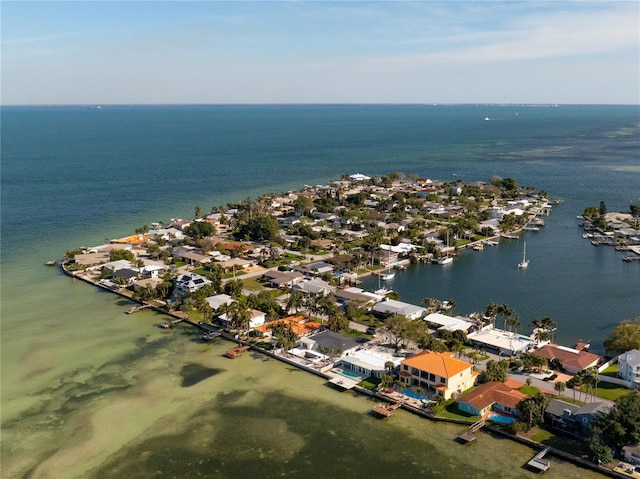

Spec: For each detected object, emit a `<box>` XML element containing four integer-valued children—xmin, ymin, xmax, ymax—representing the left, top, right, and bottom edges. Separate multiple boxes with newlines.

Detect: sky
<box><xmin>1</xmin><ymin>1</ymin><xmax>639</xmax><ymax>105</ymax></box>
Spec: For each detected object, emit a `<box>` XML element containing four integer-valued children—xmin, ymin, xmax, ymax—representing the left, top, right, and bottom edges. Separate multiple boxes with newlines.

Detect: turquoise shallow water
<box><xmin>1</xmin><ymin>104</ymin><xmax>638</xmax><ymax>477</ymax></box>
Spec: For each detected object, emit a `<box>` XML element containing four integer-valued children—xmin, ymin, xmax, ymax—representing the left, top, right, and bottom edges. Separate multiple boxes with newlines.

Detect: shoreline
<box><xmin>59</xmin><ymin>261</ymin><xmax>620</xmax><ymax>478</ymax></box>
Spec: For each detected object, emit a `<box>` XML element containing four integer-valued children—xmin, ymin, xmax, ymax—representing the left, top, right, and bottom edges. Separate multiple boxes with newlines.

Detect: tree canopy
<box><xmin>185</xmin><ymin>221</ymin><xmax>216</xmax><ymax>240</ymax></box>
<box><xmin>588</xmin><ymin>391</ymin><xmax>640</xmax><ymax>462</ymax></box>
<box><xmin>478</xmin><ymin>359</ymin><xmax>508</xmax><ymax>384</ymax></box>
<box><xmin>517</xmin><ymin>393</ymin><xmax>550</xmax><ymax>430</ymax></box>
<box><xmin>603</xmin><ymin>318</ymin><xmax>640</xmax><ymax>356</ymax></box>
<box><xmin>235</xmin><ymin>215</ymin><xmax>280</xmax><ymax>242</ymax></box>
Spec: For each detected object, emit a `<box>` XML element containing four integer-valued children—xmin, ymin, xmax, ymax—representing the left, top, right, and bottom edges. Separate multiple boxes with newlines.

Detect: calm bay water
<box><xmin>1</xmin><ymin>104</ymin><xmax>639</xmax><ymax>478</ymax></box>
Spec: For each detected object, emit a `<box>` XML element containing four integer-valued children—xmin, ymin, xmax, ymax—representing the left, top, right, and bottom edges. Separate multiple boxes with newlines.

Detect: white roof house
<box><xmin>618</xmin><ymin>349</ymin><xmax>640</xmax><ymax>388</ymax></box>
<box><xmin>205</xmin><ymin>293</ymin><xmax>236</xmax><ymax>312</ymax></box>
<box><xmin>372</xmin><ymin>299</ymin><xmax>426</xmax><ymax>320</ymax></box>
<box><xmin>423</xmin><ymin>313</ymin><xmax>475</xmax><ymax>333</ymax></box>
<box><xmin>467</xmin><ymin>325</ymin><xmax>533</xmax><ymax>356</ymax></box>
<box><xmin>219</xmin><ymin>308</ymin><xmax>266</xmax><ymax>329</ymax></box>
<box><xmin>339</xmin><ymin>346</ymin><xmax>405</xmax><ymax>379</ymax></box>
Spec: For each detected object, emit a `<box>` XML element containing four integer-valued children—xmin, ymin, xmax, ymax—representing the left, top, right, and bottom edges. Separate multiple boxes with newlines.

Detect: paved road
<box><xmin>473</xmin><ymin>351</ymin><xmax>614</xmax><ymax>407</ymax></box>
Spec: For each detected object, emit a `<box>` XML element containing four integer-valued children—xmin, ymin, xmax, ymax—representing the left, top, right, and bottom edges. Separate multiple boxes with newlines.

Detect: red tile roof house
<box><xmin>531</xmin><ymin>344</ymin><xmax>601</xmax><ymax>374</ymax></box>
<box><xmin>456</xmin><ymin>380</ymin><xmax>527</xmax><ymax>417</ymax></box>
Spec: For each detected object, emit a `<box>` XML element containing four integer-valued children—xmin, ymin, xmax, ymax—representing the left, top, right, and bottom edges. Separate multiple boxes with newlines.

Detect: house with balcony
<box><xmin>399</xmin><ymin>350</ymin><xmax>476</xmax><ymax>400</ymax></box>
<box><xmin>174</xmin><ymin>273</ymin><xmax>212</xmax><ymax>296</ymax></box>
<box><xmin>618</xmin><ymin>349</ymin><xmax>640</xmax><ymax>389</ymax></box>
<box><xmin>544</xmin><ymin>399</ymin><xmax>610</xmax><ymax>438</ymax></box>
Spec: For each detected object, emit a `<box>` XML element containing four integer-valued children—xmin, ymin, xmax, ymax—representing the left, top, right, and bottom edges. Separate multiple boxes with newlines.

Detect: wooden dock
<box><xmin>372</xmin><ymin>402</ymin><xmax>401</xmax><ymax>417</ymax></box>
<box><xmin>127</xmin><ymin>304</ymin><xmax>152</xmax><ymax>314</ymax></box>
<box><xmin>225</xmin><ymin>345</ymin><xmax>250</xmax><ymax>358</ymax></box>
<box><xmin>160</xmin><ymin>319</ymin><xmax>184</xmax><ymax>329</ymax></box>
<box><xmin>527</xmin><ymin>447</ymin><xmax>551</xmax><ymax>472</ymax></box>
<box><xmin>457</xmin><ymin>419</ymin><xmax>485</xmax><ymax>443</ymax></box>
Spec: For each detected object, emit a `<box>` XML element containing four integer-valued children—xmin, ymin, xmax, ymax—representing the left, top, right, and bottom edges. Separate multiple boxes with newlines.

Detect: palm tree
<box><xmin>497</xmin><ymin>303</ymin><xmax>515</xmax><ymax>331</ymax></box>
<box><xmin>554</xmin><ymin>381</ymin><xmax>566</xmax><ymax>397</ymax></box>
<box><xmin>422</xmin><ymin>297</ymin><xmax>441</xmax><ymax>314</ymax></box>
<box><xmin>530</xmin><ymin>316</ymin><xmax>556</xmax><ymax>345</ymax></box>
<box><xmin>286</xmin><ymin>290</ymin><xmax>305</xmax><ymax>314</ymax></box>
<box><xmin>326</xmin><ymin>312</ymin><xmax>348</xmax><ymax>332</ymax></box>
<box><xmin>507</xmin><ymin>316</ymin><xmax>521</xmax><ymax>334</ymax></box>
<box><xmin>445</xmin><ymin>299</ymin><xmax>456</xmax><ymax>316</ymax></box>
<box><xmin>384</xmin><ymin>361</ymin><xmax>396</xmax><ymax>373</ymax></box>
<box><xmin>229</xmin><ymin>302</ymin><xmax>252</xmax><ymax>337</ymax></box>
<box><xmin>485</xmin><ymin>302</ymin><xmax>499</xmax><ymax>328</ymax></box>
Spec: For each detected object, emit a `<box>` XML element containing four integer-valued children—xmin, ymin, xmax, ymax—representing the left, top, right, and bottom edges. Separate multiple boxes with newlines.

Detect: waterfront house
<box><xmin>219</xmin><ymin>308</ymin><xmax>266</xmax><ymax>330</ymax></box>
<box><xmin>544</xmin><ymin>399</ymin><xmax>610</xmax><ymax>437</ymax></box>
<box><xmin>338</xmin><ymin>346</ymin><xmax>404</xmax><ymax>379</ymax></box>
<box><xmin>296</xmin><ymin>261</ymin><xmax>334</xmax><ymax>276</ymax></box>
<box><xmin>140</xmin><ymin>263</ymin><xmax>166</xmax><ymax>278</ymax></box>
<box><xmin>531</xmin><ymin>344</ymin><xmax>600</xmax><ymax>374</ymax></box>
<box><xmin>297</xmin><ymin>330</ymin><xmax>361</xmax><ymax>357</ymax></box>
<box><xmin>618</xmin><ymin>349</ymin><xmax>640</xmax><ymax>389</ymax></box>
<box><xmin>467</xmin><ymin>325</ymin><xmax>533</xmax><ymax>357</ymax></box>
<box><xmin>253</xmin><ymin>315</ymin><xmax>323</xmax><ymax>339</ymax></box>
<box><xmin>334</xmin><ymin>287</ymin><xmax>381</xmax><ymax>307</ymax></box>
<box><xmin>399</xmin><ymin>350</ymin><xmax>476</xmax><ymax>400</ymax></box>
<box><xmin>372</xmin><ymin>299</ymin><xmax>426</xmax><ymax>320</ymax></box>
<box><xmin>173</xmin><ymin>273</ymin><xmax>212</xmax><ymax>296</ymax></box>
<box><xmin>292</xmin><ymin>278</ymin><xmax>335</xmax><ymax>296</ymax></box>
<box><xmin>204</xmin><ymin>294</ymin><xmax>235</xmax><ymax>313</ymax></box>
<box><xmin>423</xmin><ymin>312</ymin><xmax>475</xmax><ymax>334</ymax></box>
<box><xmin>112</xmin><ymin>268</ymin><xmax>139</xmax><ymax>286</ymax></box>
<box><xmin>456</xmin><ymin>379</ymin><xmax>527</xmax><ymax>416</ymax></box>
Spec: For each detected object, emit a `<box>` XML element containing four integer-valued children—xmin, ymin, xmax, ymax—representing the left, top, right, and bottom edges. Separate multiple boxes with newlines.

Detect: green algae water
<box><xmin>1</xmin><ymin>307</ymin><xmax>606</xmax><ymax>479</ymax></box>
<box><xmin>2</xmin><ymin>104</ymin><xmax>638</xmax><ymax>477</ymax></box>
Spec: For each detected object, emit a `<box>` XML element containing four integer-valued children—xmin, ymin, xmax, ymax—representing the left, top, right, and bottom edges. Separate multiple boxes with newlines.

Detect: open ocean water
<box><xmin>1</xmin><ymin>104</ymin><xmax>639</xmax><ymax>478</ymax></box>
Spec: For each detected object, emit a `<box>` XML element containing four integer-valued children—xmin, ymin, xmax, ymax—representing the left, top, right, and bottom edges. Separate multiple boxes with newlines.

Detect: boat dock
<box><xmin>372</xmin><ymin>402</ymin><xmax>401</xmax><ymax>417</ymax></box>
<box><xmin>527</xmin><ymin>447</ymin><xmax>551</xmax><ymax>472</ymax></box>
<box><xmin>160</xmin><ymin>318</ymin><xmax>185</xmax><ymax>329</ymax></box>
<box><xmin>457</xmin><ymin>419</ymin><xmax>485</xmax><ymax>443</ymax></box>
<box><xmin>126</xmin><ymin>304</ymin><xmax>152</xmax><ymax>314</ymax></box>
<box><xmin>202</xmin><ymin>331</ymin><xmax>222</xmax><ymax>341</ymax></box>
<box><xmin>225</xmin><ymin>345</ymin><xmax>250</xmax><ymax>358</ymax></box>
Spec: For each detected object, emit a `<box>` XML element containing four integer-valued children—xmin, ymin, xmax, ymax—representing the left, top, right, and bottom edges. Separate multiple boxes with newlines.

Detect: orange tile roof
<box><xmin>111</xmin><ymin>234</ymin><xmax>151</xmax><ymax>245</ymax></box>
<box><xmin>532</xmin><ymin>345</ymin><xmax>600</xmax><ymax>371</ymax></box>
<box><xmin>401</xmin><ymin>350</ymin><xmax>473</xmax><ymax>379</ymax></box>
<box><xmin>457</xmin><ymin>381</ymin><xmax>527</xmax><ymax>411</ymax></box>
<box><xmin>254</xmin><ymin>316</ymin><xmax>323</xmax><ymax>337</ymax></box>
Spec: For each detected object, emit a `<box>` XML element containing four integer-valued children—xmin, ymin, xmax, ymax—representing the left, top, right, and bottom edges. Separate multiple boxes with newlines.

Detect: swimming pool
<box><xmin>400</xmin><ymin>388</ymin><xmax>429</xmax><ymax>401</ymax></box>
<box><xmin>488</xmin><ymin>413</ymin><xmax>516</xmax><ymax>424</ymax></box>
<box><xmin>335</xmin><ymin>368</ymin><xmax>366</xmax><ymax>381</ymax></box>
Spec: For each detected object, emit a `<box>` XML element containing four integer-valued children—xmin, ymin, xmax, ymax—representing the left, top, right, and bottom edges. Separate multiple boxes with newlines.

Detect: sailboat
<box><xmin>518</xmin><ymin>242</ymin><xmax>529</xmax><ymax>268</ymax></box>
<box><xmin>382</xmin><ymin>248</ymin><xmax>395</xmax><ymax>280</ymax></box>
<box><xmin>438</xmin><ymin>232</ymin><xmax>454</xmax><ymax>265</ymax></box>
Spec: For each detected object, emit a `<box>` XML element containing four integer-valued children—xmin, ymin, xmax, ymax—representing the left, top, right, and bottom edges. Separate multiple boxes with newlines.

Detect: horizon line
<box><xmin>2</xmin><ymin>102</ymin><xmax>639</xmax><ymax>108</ymax></box>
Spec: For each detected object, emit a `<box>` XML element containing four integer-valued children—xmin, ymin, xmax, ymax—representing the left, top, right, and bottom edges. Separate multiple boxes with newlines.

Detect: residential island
<box><xmin>60</xmin><ymin>172</ymin><xmax>640</xmax><ymax>477</ymax></box>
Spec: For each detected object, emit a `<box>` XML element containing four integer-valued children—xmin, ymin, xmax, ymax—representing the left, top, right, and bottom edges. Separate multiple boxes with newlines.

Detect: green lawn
<box><xmin>600</xmin><ymin>363</ymin><xmax>619</xmax><ymax>378</ymax></box>
<box><xmin>241</xmin><ymin>277</ymin><xmax>266</xmax><ymax>291</ymax></box>
<box><xmin>528</xmin><ymin>428</ymin><xmax>591</xmax><ymax>458</ymax></box>
<box><xmin>436</xmin><ymin>402</ymin><xmax>479</xmax><ymax>421</ymax></box>
<box><xmin>519</xmin><ymin>385</ymin><xmax>541</xmax><ymax>395</ymax></box>
<box><xmin>590</xmin><ymin>381</ymin><xmax>633</xmax><ymax>401</ymax></box>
